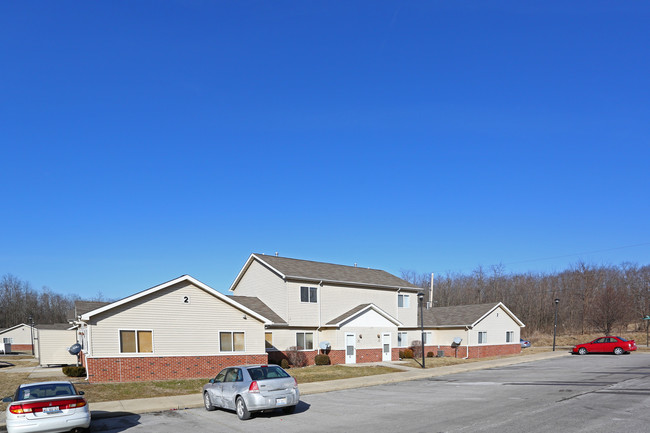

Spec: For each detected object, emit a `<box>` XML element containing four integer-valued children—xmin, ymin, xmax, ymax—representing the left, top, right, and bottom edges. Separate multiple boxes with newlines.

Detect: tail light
<box><xmin>248</xmin><ymin>381</ymin><xmax>259</xmax><ymax>393</ymax></box>
<box><xmin>9</xmin><ymin>398</ymin><xmax>87</xmax><ymax>414</ymax></box>
<box><xmin>292</xmin><ymin>377</ymin><xmax>298</xmax><ymax>388</ymax></box>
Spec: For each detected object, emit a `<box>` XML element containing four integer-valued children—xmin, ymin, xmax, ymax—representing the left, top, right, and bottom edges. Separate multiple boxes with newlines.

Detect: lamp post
<box><xmin>643</xmin><ymin>315</ymin><xmax>650</xmax><ymax>348</ymax></box>
<box><xmin>28</xmin><ymin>316</ymin><xmax>35</xmax><ymax>356</ymax></box>
<box><xmin>552</xmin><ymin>299</ymin><xmax>559</xmax><ymax>352</ymax></box>
<box><xmin>418</xmin><ymin>292</ymin><xmax>425</xmax><ymax>369</ymax></box>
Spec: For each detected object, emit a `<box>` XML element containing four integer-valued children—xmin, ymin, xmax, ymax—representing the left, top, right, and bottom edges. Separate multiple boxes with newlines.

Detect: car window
<box><xmin>593</xmin><ymin>338</ymin><xmax>605</xmax><ymax>344</ymax></box>
<box><xmin>246</xmin><ymin>366</ymin><xmax>290</xmax><ymax>380</ymax></box>
<box><xmin>214</xmin><ymin>370</ymin><xmax>227</xmax><ymax>383</ymax></box>
<box><xmin>18</xmin><ymin>383</ymin><xmax>75</xmax><ymax>401</ymax></box>
<box><xmin>225</xmin><ymin>369</ymin><xmax>240</xmax><ymax>383</ymax></box>
<box><xmin>616</xmin><ymin>336</ymin><xmax>627</xmax><ymax>342</ymax></box>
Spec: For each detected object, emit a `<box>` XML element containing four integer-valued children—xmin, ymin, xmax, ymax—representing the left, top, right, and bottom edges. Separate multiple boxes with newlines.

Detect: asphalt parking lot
<box><xmin>86</xmin><ymin>353</ymin><xmax>650</xmax><ymax>433</ymax></box>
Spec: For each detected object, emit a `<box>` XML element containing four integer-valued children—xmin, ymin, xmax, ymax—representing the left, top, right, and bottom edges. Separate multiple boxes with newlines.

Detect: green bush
<box><xmin>427</xmin><ymin>351</ymin><xmax>434</xmax><ymax>358</ymax></box>
<box><xmin>401</xmin><ymin>349</ymin><xmax>414</xmax><ymax>359</ymax></box>
<box><xmin>314</xmin><ymin>354</ymin><xmax>330</xmax><ymax>365</ymax></box>
<box><xmin>280</xmin><ymin>359</ymin><xmax>290</xmax><ymax>369</ymax></box>
<box><xmin>62</xmin><ymin>366</ymin><xmax>86</xmax><ymax>377</ymax></box>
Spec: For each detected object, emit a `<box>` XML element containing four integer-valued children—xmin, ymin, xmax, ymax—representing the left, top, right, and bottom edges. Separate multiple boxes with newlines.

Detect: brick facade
<box><xmin>416</xmin><ymin>344</ymin><xmax>521</xmax><ymax>359</ymax></box>
<box><xmin>86</xmin><ymin>354</ymin><xmax>268</xmax><ymax>383</ymax></box>
<box><xmin>269</xmin><ymin>348</ymin><xmax>389</xmax><ymax>366</ymax></box>
<box><xmin>9</xmin><ymin>344</ymin><xmax>33</xmax><ymax>352</ymax></box>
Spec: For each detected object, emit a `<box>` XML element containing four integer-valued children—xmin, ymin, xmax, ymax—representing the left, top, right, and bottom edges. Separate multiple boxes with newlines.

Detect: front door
<box><xmin>382</xmin><ymin>333</ymin><xmax>391</xmax><ymax>361</ymax></box>
<box><xmin>345</xmin><ymin>333</ymin><xmax>356</xmax><ymax>364</ymax></box>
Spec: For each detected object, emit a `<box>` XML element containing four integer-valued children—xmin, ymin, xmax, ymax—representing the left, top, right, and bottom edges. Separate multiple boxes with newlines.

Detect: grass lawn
<box><xmin>1</xmin><ymin>359</ymin><xmax>401</xmax><ymax>406</ymax></box>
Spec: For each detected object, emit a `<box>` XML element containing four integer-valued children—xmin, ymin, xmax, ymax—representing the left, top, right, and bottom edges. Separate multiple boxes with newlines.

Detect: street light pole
<box><xmin>553</xmin><ymin>298</ymin><xmax>559</xmax><ymax>352</ymax></box>
<box><xmin>418</xmin><ymin>292</ymin><xmax>425</xmax><ymax>369</ymax></box>
<box><xmin>643</xmin><ymin>315</ymin><xmax>650</xmax><ymax>348</ymax></box>
<box><xmin>29</xmin><ymin>316</ymin><xmax>35</xmax><ymax>356</ymax></box>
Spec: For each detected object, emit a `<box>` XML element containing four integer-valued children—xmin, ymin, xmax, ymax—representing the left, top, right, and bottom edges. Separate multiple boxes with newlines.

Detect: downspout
<box><xmin>463</xmin><ymin>326</ymin><xmax>471</xmax><ymax>359</ymax></box>
<box><xmin>316</xmin><ymin>281</ymin><xmax>323</xmax><ymax>352</ymax></box>
<box><xmin>84</xmin><ymin>322</ymin><xmax>91</xmax><ymax>381</ymax></box>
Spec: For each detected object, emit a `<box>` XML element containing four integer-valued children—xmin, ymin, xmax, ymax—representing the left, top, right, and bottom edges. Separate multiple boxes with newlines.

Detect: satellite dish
<box><xmin>68</xmin><ymin>343</ymin><xmax>82</xmax><ymax>355</ymax></box>
<box><xmin>451</xmin><ymin>337</ymin><xmax>462</xmax><ymax>347</ymax></box>
<box><xmin>319</xmin><ymin>341</ymin><xmax>331</xmax><ymax>350</ymax></box>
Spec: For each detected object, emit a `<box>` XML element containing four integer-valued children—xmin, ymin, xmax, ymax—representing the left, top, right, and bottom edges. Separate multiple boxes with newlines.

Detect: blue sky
<box><xmin>2</xmin><ymin>1</ymin><xmax>649</xmax><ymax>300</ymax></box>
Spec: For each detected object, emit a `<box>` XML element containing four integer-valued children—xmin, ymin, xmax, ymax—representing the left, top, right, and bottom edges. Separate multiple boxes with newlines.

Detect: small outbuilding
<box><xmin>0</xmin><ymin>323</ymin><xmax>36</xmax><ymax>353</ymax></box>
<box><xmin>35</xmin><ymin>324</ymin><xmax>78</xmax><ymax>367</ymax></box>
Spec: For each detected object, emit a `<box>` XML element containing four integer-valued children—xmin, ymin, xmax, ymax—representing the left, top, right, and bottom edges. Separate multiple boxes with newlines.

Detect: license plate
<box><xmin>276</xmin><ymin>397</ymin><xmax>287</xmax><ymax>405</ymax></box>
<box><xmin>43</xmin><ymin>406</ymin><xmax>60</xmax><ymax>413</ymax></box>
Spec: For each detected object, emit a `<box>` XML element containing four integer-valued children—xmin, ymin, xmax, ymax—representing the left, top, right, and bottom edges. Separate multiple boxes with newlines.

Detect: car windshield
<box><xmin>246</xmin><ymin>366</ymin><xmax>290</xmax><ymax>380</ymax></box>
<box><xmin>17</xmin><ymin>383</ymin><xmax>76</xmax><ymax>401</ymax></box>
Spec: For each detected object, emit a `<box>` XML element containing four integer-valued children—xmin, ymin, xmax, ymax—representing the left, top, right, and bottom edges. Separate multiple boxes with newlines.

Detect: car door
<box><xmin>590</xmin><ymin>338</ymin><xmax>606</xmax><ymax>353</ymax></box>
<box><xmin>604</xmin><ymin>337</ymin><xmax>617</xmax><ymax>352</ymax></box>
<box><xmin>207</xmin><ymin>369</ymin><xmax>227</xmax><ymax>407</ymax></box>
<box><xmin>221</xmin><ymin>368</ymin><xmax>241</xmax><ymax>409</ymax></box>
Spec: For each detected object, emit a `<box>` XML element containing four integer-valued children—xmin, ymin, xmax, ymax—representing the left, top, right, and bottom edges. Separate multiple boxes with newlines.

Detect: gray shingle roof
<box><xmin>325</xmin><ymin>304</ymin><xmax>372</xmax><ymax>325</ymax></box>
<box><xmin>36</xmin><ymin>323</ymin><xmax>74</xmax><ymax>330</ymax></box>
<box><xmin>419</xmin><ymin>302</ymin><xmax>501</xmax><ymax>327</ymax></box>
<box><xmin>253</xmin><ymin>254</ymin><xmax>419</xmax><ymax>290</ymax></box>
<box><xmin>74</xmin><ymin>301</ymin><xmax>111</xmax><ymax>317</ymax></box>
<box><xmin>230</xmin><ymin>296</ymin><xmax>288</xmax><ymax>325</ymax></box>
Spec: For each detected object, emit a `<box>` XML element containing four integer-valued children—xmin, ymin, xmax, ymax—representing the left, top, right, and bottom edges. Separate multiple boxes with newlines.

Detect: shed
<box><xmin>35</xmin><ymin>324</ymin><xmax>78</xmax><ymax>366</ymax></box>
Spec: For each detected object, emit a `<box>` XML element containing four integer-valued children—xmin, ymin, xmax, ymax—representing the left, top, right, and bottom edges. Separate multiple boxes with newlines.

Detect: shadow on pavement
<box><xmin>90</xmin><ymin>412</ymin><xmax>141</xmax><ymax>432</ymax></box>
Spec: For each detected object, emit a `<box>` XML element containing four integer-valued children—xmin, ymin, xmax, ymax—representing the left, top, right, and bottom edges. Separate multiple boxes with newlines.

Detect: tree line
<box><xmin>0</xmin><ymin>274</ymin><xmax>81</xmax><ymax>329</ymax></box>
<box><xmin>3</xmin><ymin>261</ymin><xmax>649</xmax><ymax>336</ymax></box>
<box><xmin>402</xmin><ymin>261</ymin><xmax>650</xmax><ymax>336</ymax></box>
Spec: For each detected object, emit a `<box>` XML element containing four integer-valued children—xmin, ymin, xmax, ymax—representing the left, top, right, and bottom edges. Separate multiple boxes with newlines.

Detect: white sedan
<box><xmin>2</xmin><ymin>381</ymin><xmax>90</xmax><ymax>433</ymax></box>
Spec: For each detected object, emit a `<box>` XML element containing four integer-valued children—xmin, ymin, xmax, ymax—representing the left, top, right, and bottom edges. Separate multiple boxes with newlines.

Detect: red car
<box><xmin>572</xmin><ymin>336</ymin><xmax>637</xmax><ymax>355</ymax></box>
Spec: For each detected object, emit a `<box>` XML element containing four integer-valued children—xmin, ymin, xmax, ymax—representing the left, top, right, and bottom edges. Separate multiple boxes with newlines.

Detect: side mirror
<box><xmin>78</xmin><ymin>391</ymin><xmax>85</xmax><ymax>395</ymax></box>
<box><xmin>209</xmin><ymin>379</ymin><xmax>215</xmax><ymax>384</ymax></box>
<box><xmin>2</xmin><ymin>397</ymin><xmax>13</xmax><ymax>403</ymax></box>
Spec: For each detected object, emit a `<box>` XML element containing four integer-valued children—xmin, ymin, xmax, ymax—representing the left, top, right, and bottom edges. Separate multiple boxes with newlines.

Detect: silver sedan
<box><xmin>202</xmin><ymin>364</ymin><xmax>300</xmax><ymax>420</ymax></box>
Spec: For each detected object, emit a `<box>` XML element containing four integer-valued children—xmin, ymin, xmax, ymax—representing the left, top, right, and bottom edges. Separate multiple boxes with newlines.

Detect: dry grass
<box><xmin>525</xmin><ymin>330</ymin><xmax>650</xmax><ymax>349</ymax></box>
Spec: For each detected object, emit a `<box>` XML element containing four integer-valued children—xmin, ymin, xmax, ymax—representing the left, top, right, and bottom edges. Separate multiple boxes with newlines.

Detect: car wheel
<box><xmin>578</xmin><ymin>347</ymin><xmax>587</xmax><ymax>355</ymax></box>
<box><xmin>614</xmin><ymin>347</ymin><xmax>624</xmax><ymax>355</ymax></box>
<box><xmin>203</xmin><ymin>392</ymin><xmax>216</xmax><ymax>411</ymax></box>
<box><xmin>236</xmin><ymin>396</ymin><xmax>251</xmax><ymax>420</ymax></box>
<box><xmin>282</xmin><ymin>405</ymin><xmax>296</xmax><ymax>414</ymax></box>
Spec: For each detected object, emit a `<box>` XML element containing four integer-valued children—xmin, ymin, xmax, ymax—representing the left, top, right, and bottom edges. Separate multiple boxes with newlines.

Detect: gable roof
<box><xmin>419</xmin><ymin>302</ymin><xmax>525</xmax><ymax>328</ymax></box>
<box><xmin>79</xmin><ymin>275</ymin><xmax>272</xmax><ymax>325</ymax></box>
<box><xmin>325</xmin><ymin>303</ymin><xmax>403</xmax><ymax>327</ymax></box>
<box><xmin>230</xmin><ymin>254</ymin><xmax>420</xmax><ymax>292</ymax></box>
<box><xmin>74</xmin><ymin>301</ymin><xmax>111</xmax><ymax>318</ymax></box>
<box><xmin>230</xmin><ymin>296</ymin><xmax>287</xmax><ymax>325</ymax></box>
<box><xmin>0</xmin><ymin>323</ymin><xmax>34</xmax><ymax>334</ymax></box>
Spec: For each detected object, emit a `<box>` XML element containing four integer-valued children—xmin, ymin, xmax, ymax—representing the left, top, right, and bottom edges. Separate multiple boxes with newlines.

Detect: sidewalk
<box><xmin>0</xmin><ymin>351</ymin><xmax>569</xmax><ymax>428</ymax></box>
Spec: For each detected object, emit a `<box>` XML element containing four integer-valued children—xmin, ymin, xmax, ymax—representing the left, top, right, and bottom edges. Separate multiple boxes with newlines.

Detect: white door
<box><xmin>345</xmin><ymin>333</ymin><xmax>356</xmax><ymax>364</ymax></box>
<box><xmin>382</xmin><ymin>333</ymin><xmax>391</xmax><ymax>361</ymax></box>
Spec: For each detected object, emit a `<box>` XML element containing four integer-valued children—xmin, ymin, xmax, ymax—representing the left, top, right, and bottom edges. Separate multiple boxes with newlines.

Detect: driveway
<box><xmin>86</xmin><ymin>353</ymin><xmax>650</xmax><ymax>432</ymax></box>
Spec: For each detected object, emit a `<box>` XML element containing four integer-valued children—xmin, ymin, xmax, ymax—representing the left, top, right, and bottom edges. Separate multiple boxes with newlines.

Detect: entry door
<box><xmin>382</xmin><ymin>333</ymin><xmax>391</xmax><ymax>361</ymax></box>
<box><xmin>345</xmin><ymin>333</ymin><xmax>356</xmax><ymax>364</ymax></box>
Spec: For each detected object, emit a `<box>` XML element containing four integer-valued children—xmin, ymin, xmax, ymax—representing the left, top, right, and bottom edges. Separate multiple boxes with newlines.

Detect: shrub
<box><xmin>280</xmin><ymin>359</ymin><xmax>290</xmax><ymax>369</ymax></box>
<box><xmin>286</xmin><ymin>346</ymin><xmax>308</xmax><ymax>367</ymax></box>
<box><xmin>62</xmin><ymin>366</ymin><xmax>86</xmax><ymax>377</ymax></box>
<box><xmin>398</xmin><ymin>350</ymin><xmax>404</xmax><ymax>358</ymax></box>
<box><xmin>314</xmin><ymin>354</ymin><xmax>330</xmax><ymax>365</ymax></box>
<box><xmin>401</xmin><ymin>348</ymin><xmax>414</xmax><ymax>359</ymax></box>
<box><xmin>427</xmin><ymin>351</ymin><xmax>434</xmax><ymax>358</ymax></box>
<box><xmin>410</xmin><ymin>340</ymin><xmax>422</xmax><ymax>359</ymax></box>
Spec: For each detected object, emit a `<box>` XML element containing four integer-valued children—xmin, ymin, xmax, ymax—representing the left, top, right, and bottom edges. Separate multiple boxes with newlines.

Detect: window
<box><xmin>506</xmin><ymin>331</ymin><xmax>514</xmax><ymax>343</ymax></box>
<box><xmin>478</xmin><ymin>331</ymin><xmax>487</xmax><ymax>344</ymax></box>
<box><xmin>398</xmin><ymin>294</ymin><xmax>410</xmax><ymax>308</ymax></box>
<box><xmin>265</xmin><ymin>332</ymin><xmax>275</xmax><ymax>350</ymax></box>
<box><xmin>423</xmin><ymin>332</ymin><xmax>432</xmax><ymax>345</ymax></box>
<box><xmin>398</xmin><ymin>332</ymin><xmax>408</xmax><ymax>347</ymax></box>
<box><xmin>3</xmin><ymin>337</ymin><xmax>13</xmax><ymax>344</ymax></box>
<box><xmin>300</xmin><ymin>286</ymin><xmax>317</xmax><ymax>303</ymax></box>
<box><xmin>119</xmin><ymin>330</ymin><xmax>153</xmax><ymax>353</ymax></box>
<box><xmin>220</xmin><ymin>331</ymin><xmax>245</xmax><ymax>352</ymax></box>
<box><xmin>296</xmin><ymin>332</ymin><xmax>314</xmax><ymax>350</ymax></box>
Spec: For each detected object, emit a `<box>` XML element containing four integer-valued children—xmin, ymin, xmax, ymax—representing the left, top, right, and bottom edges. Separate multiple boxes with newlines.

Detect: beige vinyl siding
<box><xmin>267</xmin><ymin>329</ymin><xmax>319</xmax><ymax>352</ymax></box>
<box><xmin>471</xmin><ymin>307</ymin><xmax>521</xmax><ymax>344</ymax></box>
<box><xmin>337</xmin><ymin>326</ymin><xmax>397</xmax><ymax>350</ymax></box>
<box><xmin>434</xmin><ymin>328</ymin><xmax>469</xmax><ymax>346</ymax></box>
<box><xmin>232</xmin><ymin>260</ymin><xmax>287</xmax><ymax>322</ymax></box>
<box><xmin>89</xmin><ymin>282</ymin><xmax>265</xmax><ymax>357</ymax></box>
<box><xmin>286</xmin><ymin>282</ymin><xmax>320</xmax><ymax>326</ymax></box>
<box><xmin>0</xmin><ymin>325</ymin><xmax>34</xmax><ymax>345</ymax></box>
<box><xmin>37</xmin><ymin>329</ymin><xmax>77</xmax><ymax>366</ymax></box>
<box><xmin>318</xmin><ymin>283</ymin><xmax>418</xmax><ymax>327</ymax></box>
